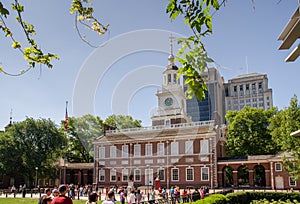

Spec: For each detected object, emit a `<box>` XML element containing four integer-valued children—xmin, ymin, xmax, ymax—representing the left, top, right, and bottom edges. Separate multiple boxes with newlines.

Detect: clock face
<box><xmin>164</xmin><ymin>97</ymin><xmax>173</xmax><ymax>106</ymax></box>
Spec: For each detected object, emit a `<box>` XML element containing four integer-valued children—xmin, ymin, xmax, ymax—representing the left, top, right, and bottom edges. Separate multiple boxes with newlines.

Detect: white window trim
<box><xmin>289</xmin><ymin>177</ymin><xmax>296</xmax><ymax>186</ymax></box>
<box><xmin>185</xmin><ymin>141</ymin><xmax>193</xmax><ymax>154</ymax></box>
<box><xmin>157</xmin><ymin>143</ymin><xmax>164</xmax><ymax>156</ymax></box>
<box><xmin>122</xmin><ymin>145</ymin><xmax>128</xmax><ymax>158</ymax></box>
<box><xmin>134</xmin><ymin>144</ymin><xmax>141</xmax><ymax>157</ymax></box>
<box><xmin>171</xmin><ymin>141</ymin><xmax>179</xmax><ymax>155</ymax></box>
<box><xmin>171</xmin><ymin>168</ymin><xmax>179</xmax><ymax>181</ymax></box>
<box><xmin>99</xmin><ymin>146</ymin><xmax>105</xmax><ymax>159</ymax></box>
<box><xmin>145</xmin><ymin>144</ymin><xmax>153</xmax><ymax>156</ymax></box>
<box><xmin>158</xmin><ymin>168</ymin><xmax>165</xmax><ymax>181</ymax></box>
<box><xmin>186</xmin><ymin>167</ymin><xmax>194</xmax><ymax>181</ymax></box>
<box><xmin>275</xmin><ymin>163</ymin><xmax>282</xmax><ymax>171</ymax></box>
<box><xmin>134</xmin><ymin>169</ymin><xmax>141</xmax><ymax>182</ymax></box>
<box><xmin>200</xmin><ymin>140</ymin><xmax>209</xmax><ymax>154</ymax></box>
<box><xmin>110</xmin><ymin>146</ymin><xmax>116</xmax><ymax>158</ymax></box>
<box><xmin>122</xmin><ymin>169</ymin><xmax>129</xmax><ymax>182</ymax></box>
<box><xmin>201</xmin><ymin>167</ymin><xmax>209</xmax><ymax>181</ymax></box>
<box><xmin>99</xmin><ymin>169</ymin><xmax>105</xmax><ymax>181</ymax></box>
<box><xmin>110</xmin><ymin>169</ymin><xmax>116</xmax><ymax>182</ymax></box>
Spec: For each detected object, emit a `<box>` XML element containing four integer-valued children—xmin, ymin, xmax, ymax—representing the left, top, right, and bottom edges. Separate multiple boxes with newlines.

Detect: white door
<box><xmin>275</xmin><ymin>176</ymin><xmax>284</xmax><ymax>189</ymax></box>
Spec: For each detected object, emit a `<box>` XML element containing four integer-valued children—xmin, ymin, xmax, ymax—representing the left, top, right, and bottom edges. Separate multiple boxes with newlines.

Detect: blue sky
<box><xmin>0</xmin><ymin>0</ymin><xmax>299</xmax><ymax>129</ymax></box>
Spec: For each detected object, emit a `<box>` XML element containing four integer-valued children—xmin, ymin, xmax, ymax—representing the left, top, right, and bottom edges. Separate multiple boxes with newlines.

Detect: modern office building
<box><xmin>224</xmin><ymin>73</ymin><xmax>273</xmax><ymax>112</ymax></box>
<box><xmin>184</xmin><ymin>68</ymin><xmax>226</xmax><ymax>124</ymax></box>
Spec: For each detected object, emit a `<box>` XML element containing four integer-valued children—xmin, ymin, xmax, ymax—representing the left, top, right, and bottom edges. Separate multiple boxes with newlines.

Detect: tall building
<box><xmin>185</xmin><ymin>68</ymin><xmax>225</xmax><ymax>124</ymax></box>
<box><xmin>224</xmin><ymin>73</ymin><xmax>273</xmax><ymax>112</ymax></box>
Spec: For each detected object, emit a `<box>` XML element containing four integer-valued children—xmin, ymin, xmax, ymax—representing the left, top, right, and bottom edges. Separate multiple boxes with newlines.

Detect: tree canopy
<box><xmin>225</xmin><ymin>106</ymin><xmax>279</xmax><ymax>156</ymax></box>
<box><xmin>63</xmin><ymin>114</ymin><xmax>103</xmax><ymax>163</ymax></box>
<box><xmin>0</xmin><ymin>117</ymin><xmax>66</xmax><ymax>186</ymax></box>
<box><xmin>104</xmin><ymin>114</ymin><xmax>142</xmax><ymax>130</ymax></box>
<box><xmin>269</xmin><ymin>95</ymin><xmax>300</xmax><ymax>179</ymax></box>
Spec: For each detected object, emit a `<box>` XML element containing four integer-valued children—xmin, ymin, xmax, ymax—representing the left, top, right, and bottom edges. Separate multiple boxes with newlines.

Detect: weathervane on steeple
<box><xmin>169</xmin><ymin>33</ymin><xmax>175</xmax><ymax>56</ymax></box>
<box><xmin>168</xmin><ymin>33</ymin><xmax>176</xmax><ymax>66</ymax></box>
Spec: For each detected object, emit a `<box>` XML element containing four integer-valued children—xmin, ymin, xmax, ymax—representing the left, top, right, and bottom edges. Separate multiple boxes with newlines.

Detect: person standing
<box><xmin>85</xmin><ymin>192</ymin><xmax>99</xmax><ymax>204</ymax></box>
<box><xmin>38</xmin><ymin>188</ymin><xmax>52</xmax><ymax>204</ymax></box>
<box><xmin>128</xmin><ymin>190</ymin><xmax>136</xmax><ymax>204</ymax></box>
<box><xmin>51</xmin><ymin>185</ymin><xmax>73</xmax><ymax>204</ymax></box>
<box><xmin>22</xmin><ymin>184</ymin><xmax>26</xmax><ymax>198</ymax></box>
<box><xmin>102</xmin><ymin>190</ymin><xmax>116</xmax><ymax>204</ymax></box>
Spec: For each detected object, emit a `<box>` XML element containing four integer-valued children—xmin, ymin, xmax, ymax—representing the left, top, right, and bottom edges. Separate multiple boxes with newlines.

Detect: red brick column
<box><xmin>249</xmin><ymin>170</ymin><xmax>254</xmax><ymax>186</ymax></box>
<box><xmin>233</xmin><ymin>171</ymin><xmax>238</xmax><ymax>187</ymax></box>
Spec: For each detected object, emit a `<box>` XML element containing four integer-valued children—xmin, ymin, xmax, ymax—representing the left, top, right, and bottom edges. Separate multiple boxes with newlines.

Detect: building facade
<box><xmin>185</xmin><ymin>67</ymin><xmax>225</xmax><ymax>124</ymax></box>
<box><xmin>94</xmin><ymin>43</ymin><xmax>227</xmax><ymax>189</ymax></box>
<box><xmin>224</xmin><ymin>73</ymin><xmax>273</xmax><ymax>112</ymax></box>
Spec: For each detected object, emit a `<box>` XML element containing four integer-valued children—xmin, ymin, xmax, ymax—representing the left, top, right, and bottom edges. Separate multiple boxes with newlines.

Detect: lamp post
<box><xmin>35</xmin><ymin>167</ymin><xmax>38</xmax><ymax>187</ymax></box>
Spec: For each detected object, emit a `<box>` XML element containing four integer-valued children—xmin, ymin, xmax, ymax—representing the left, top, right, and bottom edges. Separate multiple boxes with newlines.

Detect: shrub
<box><xmin>195</xmin><ymin>194</ymin><xmax>229</xmax><ymax>204</ymax></box>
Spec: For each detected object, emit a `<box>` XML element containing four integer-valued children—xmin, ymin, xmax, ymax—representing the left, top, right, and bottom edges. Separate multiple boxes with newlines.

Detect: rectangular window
<box><xmin>110</xmin><ymin>169</ymin><xmax>116</xmax><ymax>181</ymax></box>
<box><xmin>122</xmin><ymin>169</ymin><xmax>128</xmax><ymax>182</ymax></box>
<box><xmin>172</xmin><ymin>168</ymin><xmax>179</xmax><ymax>181</ymax></box>
<box><xmin>252</xmin><ymin>83</ymin><xmax>256</xmax><ymax>90</ymax></box>
<box><xmin>258</xmin><ymin>82</ymin><xmax>262</xmax><ymax>89</ymax></box>
<box><xmin>275</xmin><ymin>163</ymin><xmax>282</xmax><ymax>171</ymax></box>
<box><xmin>185</xmin><ymin>141</ymin><xmax>193</xmax><ymax>154</ymax></box>
<box><xmin>186</xmin><ymin>168</ymin><xmax>194</xmax><ymax>181</ymax></box>
<box><xmin>233</xmin><ymin>86</ymin><xmax>237</xmax><ymax>92</ymax></box>
<box><xmin>122</xmin><ymin>145</ymin><xmax>128</xmax><ymax>158</ymax></box>
<box><xmin>157</xmin><ymin>143</ymin><xmax>164</xmax><ymax>156</ymax></box>
<box><xmin>135</xmin><ymin>169</ymin><xmax>141</xmax><ymax>181</ymax></box>
<box><xmin>171</xmin><ymin>142</ymin><xmax>179</xmax><ymax>155</ymax></box>
<box><xmin>158</xmin><ymin>169</ymin><xmax>165</xmax><ymax>181</ymax></box>
<box><xmin>165</xmin><ymin>119</ymin><xmax>170</xmax><ymax>126</ymax></box>
<box><xmin>173</xmin><ymin>74</ymin><xmax>177</xmax><ymax>83</ymax></box>
<box><xmin>201</xmin><ymin>167</ymin><xmax>209</xmax><ymax>181</ymax></box>
<box><xmin>168</xmin><ymin>74</ymin><xmax>171</xmax><ymax>84</ymax></box>
<box><xmin>99</xmin><ymin>147</ymin><xmax>105</xmax><ymax>159</ymax></box>
<box><xmin>145</xmin><ymin>144</ymin><xmax>152</xmax><ymax>156</ymax></box>
<box><xmin>289</xmin><ymin>177</ymin><xmax>296</xmax><ymax>186</ymax></box>
<box><xmin>200</xmin><ymin>140</ymin><xmax>209</xmax><ymax>154</ymax></box>
<box><xmin>246</xmin><ymin>84</ymin><xmax>249</xmax><ymax>90</ymax></box>
<box><xmin>110</xmin><ymin>146</ymin><xmax>116</xmax><ymax>158</ymax></box>
<box><xmin>134</xmin><ymin>144</ymin><xmax>141</xmax><ymax>157</ymax></box>
<box><xmin>99</xmin><ymin>170</ymin><xmax>105</xmax><ymax>181</ymax></box>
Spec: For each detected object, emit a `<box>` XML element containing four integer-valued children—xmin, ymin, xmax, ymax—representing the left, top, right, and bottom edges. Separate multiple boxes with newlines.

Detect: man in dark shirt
<box><xmin>191</xmin><ymin>188</ymin><xmax>201</xmax><ymax>201</ymax></box>
<box><xmin>51</xmin><ymin>185</ymin><xmax>73</xmax><ymax>204</ymax></box>
<box><xmin>38</xmin><ymin>188</ymin><xmax>51</xmax><ymax>204</ymax></box>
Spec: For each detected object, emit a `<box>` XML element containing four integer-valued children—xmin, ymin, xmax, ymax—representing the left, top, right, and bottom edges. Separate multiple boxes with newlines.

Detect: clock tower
<box><xmin>151</xmin><ymin>35</ymin><xmax>191</xmax><ymax>126</ymax></box>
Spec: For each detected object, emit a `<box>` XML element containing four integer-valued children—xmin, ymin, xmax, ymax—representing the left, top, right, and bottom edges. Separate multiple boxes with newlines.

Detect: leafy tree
<box><xmin>225</xmin><ymin>106</ymin><xmax>279</xmax><ymax>156</ymax></box>
<box><xmin>0</xmin><ymin>117</ymin><xmax>66</xmax><ymax>186</ymax></box>
<box><xmin>63</xmin><ymin>114</ymin><xmax>103</xmax><ymax>163</ymax></box>
<box><xmin>269</xmin><ymin>95</ymin><xmax>300</xmax><ymax>179</ymax></box>
<box><xmin>104</xmin><ymin>114</ymin><xmax>142</xmax><ymax>130</ymax></box>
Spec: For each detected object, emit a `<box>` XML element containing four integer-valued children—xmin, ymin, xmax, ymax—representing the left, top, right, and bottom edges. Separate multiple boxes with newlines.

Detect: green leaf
<box><xmin>0</xmin><ymin>2</ymin><xmax>10</xmax><ymax>17</ymax></box>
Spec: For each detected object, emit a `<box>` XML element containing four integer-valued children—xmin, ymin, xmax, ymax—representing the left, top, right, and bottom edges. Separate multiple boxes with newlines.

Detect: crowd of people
<box><xmin>37</xmin><ymin>185</ymin><xmax>100</xmax><ymax>204</ymax></box>
<box><xmin>8</xmin><ymin>183</ymin><xmax>210</xmax><ymax>204</ymax></box>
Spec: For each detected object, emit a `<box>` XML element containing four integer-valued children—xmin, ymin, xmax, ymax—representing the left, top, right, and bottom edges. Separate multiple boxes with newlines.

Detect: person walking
<box><xmin>51</xmin><ymin>185</ymin><xmax>73</xmax><ymax>204</ymax></box>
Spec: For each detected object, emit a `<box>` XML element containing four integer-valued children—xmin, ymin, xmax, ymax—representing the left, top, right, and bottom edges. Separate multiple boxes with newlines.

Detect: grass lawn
<box><xmin>0</xmin><ymin>198</ymin><xmax>88</xmax><ymax>204</ymax></box>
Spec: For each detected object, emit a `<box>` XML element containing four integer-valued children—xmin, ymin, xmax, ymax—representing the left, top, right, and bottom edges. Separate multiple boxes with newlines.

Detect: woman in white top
<box><xmin>128</xmin><ymin>190</ymin><xmax>136</xmax><ymax>204</ymax></box>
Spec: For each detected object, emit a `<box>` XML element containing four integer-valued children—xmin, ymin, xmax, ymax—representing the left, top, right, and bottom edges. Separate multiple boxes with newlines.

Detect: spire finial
<box><xmin>169</xmin><ymin>33</ymin><xmax>175</xmax><ymax>55</ymax></box>
<box><xmin>9</xmin><ymin>108</ymin><xmax>12</xmax><ymax>125</ymax></box>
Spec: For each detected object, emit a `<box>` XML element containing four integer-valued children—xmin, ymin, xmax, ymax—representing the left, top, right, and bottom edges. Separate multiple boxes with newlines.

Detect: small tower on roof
<box><xmin>4</xmin><ymin>109</ymin><xmax>13</xmax><ymax>131</ymax></box>
<box><xmin>151</xmin><ymin>34</ymin><xmax>191</xmax><ymax>126</ymax></box>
